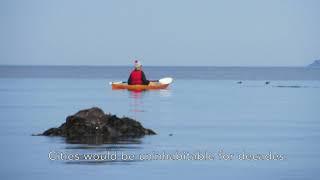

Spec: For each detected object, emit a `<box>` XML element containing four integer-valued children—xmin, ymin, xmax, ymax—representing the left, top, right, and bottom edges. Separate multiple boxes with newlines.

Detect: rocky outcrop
<box><xmin>40</xmin><ymin>107</ymin><xmax>156</xmax><ymax>143</ymax></box>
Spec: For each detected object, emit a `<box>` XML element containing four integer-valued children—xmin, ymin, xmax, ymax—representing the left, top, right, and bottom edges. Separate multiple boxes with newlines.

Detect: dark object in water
<box><xmin>237</xmin><ymin>81</ymin><xmax>242</xmax><ymax>84</ymax></box>
<box><xmin>265</xmin><ymin>81</ymin><xmax>270</xmax><ymax>85</ymax></box>
<box><xmin>169</xmin><ymin>133</ymin><xmax>173</xmax><ymax>136</ymax></box>
<box><xmin>38</xmin><ymin>107</ymin><xmax>156</xmax><ymax>144</ymax></box>
<box><xmin>276</xmin><ymin>85</ymin><xmax>302</xmax><ymax>88</ymax></box>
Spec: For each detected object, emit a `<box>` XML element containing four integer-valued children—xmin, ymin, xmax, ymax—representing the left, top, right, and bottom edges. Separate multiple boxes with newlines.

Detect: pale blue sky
<box><xmin>0</xmin><ymin>0</ymin><xmax>319</xmax><ymax>66</ymax></box>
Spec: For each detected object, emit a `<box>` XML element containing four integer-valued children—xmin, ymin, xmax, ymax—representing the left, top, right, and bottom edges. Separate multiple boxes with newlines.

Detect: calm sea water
<box><xmin>1</xmin><ymin>66</ymin><xmax>320</xmax><ymax>180</ymax></box>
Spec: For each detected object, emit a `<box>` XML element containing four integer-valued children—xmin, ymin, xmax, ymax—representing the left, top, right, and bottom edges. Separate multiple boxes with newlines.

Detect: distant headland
<box><xmin>308</xmin><ymin>60</ymin><xmax>320</xmax><ymax>68</ymax></box>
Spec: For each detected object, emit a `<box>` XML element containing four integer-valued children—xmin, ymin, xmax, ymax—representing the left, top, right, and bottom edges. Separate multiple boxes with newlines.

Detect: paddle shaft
<box><xmin>110</xmin><ymin>77</ymin><xmax>172</xmax><ymax>85</ymax></box>
<box><xmin>119</xmin><ymin>80</ymin><xmax>159</xmax><ymax>83</ymax></box>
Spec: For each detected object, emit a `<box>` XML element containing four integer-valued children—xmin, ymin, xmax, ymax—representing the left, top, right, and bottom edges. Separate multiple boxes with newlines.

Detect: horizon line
<box><xmin>0</xmin><ymin>64</ymin><xmax>308</xmax><ymax>68</ymax></box>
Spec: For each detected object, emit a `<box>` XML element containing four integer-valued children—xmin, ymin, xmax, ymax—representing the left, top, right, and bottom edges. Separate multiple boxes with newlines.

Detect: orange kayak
<box><xmin>112</xmin><ymin>82</ymin><xmax>169</xmax><ymax>91</ymax></box>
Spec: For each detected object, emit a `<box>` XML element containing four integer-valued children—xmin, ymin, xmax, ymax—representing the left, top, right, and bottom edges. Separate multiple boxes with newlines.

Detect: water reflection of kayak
<box><xmin>110</xmin><ymin>77</ymin><xmax>173</xmax><ymax>91</ymax></box>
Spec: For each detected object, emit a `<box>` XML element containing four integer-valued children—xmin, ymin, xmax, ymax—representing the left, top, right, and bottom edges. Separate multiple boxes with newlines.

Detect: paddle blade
<box><xmin>109</xmin><ymin>81</ymin><xmax>124</xmax><ymax>85</ymax></box>
<box><xmin>159</xmin><ymin>77</ymin><xmax>173</xmax><ymax>84</ymax></box>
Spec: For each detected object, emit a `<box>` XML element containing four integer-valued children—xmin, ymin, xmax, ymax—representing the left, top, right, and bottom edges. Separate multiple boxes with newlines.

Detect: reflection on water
<box><xmin>65</xmin><ymin>145</ymin><xmax>143</xmax><ymax>150</ymax></box>
<box><xmin>128</xmin><ymin>89</ymin><xmax>172</xmax><ymax>114</ymax></box>
<box><xmin>274</xmin><ymin>85</ymin><xmax>320</xmax><ymax>88</ymax></box>
<box><xmin>64</xmin><ymin>136</ymin><xmax>143</xmax><ymax>145</ymax></box>
<box><xmin>158</xmin><ymin>89</ymin><xmax>172</xmax><ymax>97</ymax></box>
<box><xmin>128</xmin><ymin>91</ymin><xmax>145</xmax><ymax>113</ymax></box>
<box><xmin>45</xmin><ymin>136</ymin><xmax>144</xmax><ymax>165</ymax></box>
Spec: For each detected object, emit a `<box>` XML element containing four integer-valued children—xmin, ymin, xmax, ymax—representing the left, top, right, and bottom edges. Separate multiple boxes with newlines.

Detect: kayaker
<box><xmin>128</xmin><ymin>60</ymin><xmax>150</xmax><ymax>85</ymax></box>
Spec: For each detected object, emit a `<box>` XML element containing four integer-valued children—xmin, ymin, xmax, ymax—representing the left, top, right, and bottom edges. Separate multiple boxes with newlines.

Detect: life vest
<box><xmin>129</xmin><ymin>70</ymin><xmax>143</xmax><ymax>85</ymax></box>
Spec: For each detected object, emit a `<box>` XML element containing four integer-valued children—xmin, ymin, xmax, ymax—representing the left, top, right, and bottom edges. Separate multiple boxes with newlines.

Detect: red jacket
<box><xmin>128</xmin><ymin>70</ymin><xmax>149</xmax><ymax>85</ymax></box>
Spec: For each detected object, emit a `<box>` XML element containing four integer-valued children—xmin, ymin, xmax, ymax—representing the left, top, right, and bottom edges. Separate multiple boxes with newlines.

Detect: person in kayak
<box><xmin>128</xmin><ymin>60</ymin><xmax>150</xmax><ymax>85</ymax></box>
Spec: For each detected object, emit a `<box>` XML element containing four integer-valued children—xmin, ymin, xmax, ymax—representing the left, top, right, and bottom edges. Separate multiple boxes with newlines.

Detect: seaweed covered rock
<box><xmin>41</xmin><ymin>107</ymin><xmax>156</xmax><ymax>143</ymax></box>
